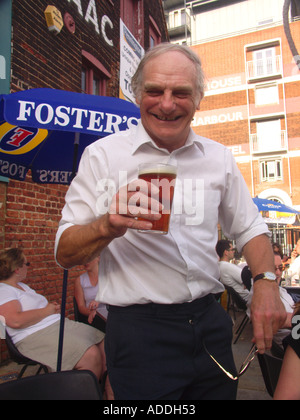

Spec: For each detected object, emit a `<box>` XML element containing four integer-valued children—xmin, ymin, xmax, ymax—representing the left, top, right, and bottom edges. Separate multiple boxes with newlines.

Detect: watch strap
<box><xmin>253</xmin><ymin>273</ymin><xmax>276</xmax><ymax>283</ymax></box>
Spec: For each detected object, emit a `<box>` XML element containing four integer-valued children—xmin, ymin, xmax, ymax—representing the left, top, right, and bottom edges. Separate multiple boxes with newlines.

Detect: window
<box><xmin>255</xmin><ymin>83</ymin><xmax>279</xmax><ymax>106</ymax></box>
<box><xmin>246</xmin><ymin>40</ymin><xmax>283</xmax><ymax>81</ymax></box>
<box><xmin>254</xmin><ymin>48</ymin><xmax>275</xmax><ymax>77</ymax></box>
<box><xmin>149</xmin><ymin>15</ymin><xmax>161</xmax><ymax>48</ymax></box>
<box><xmin>81</xmin><ymin>50</ymin><xmax>111</xmax><ymax>96</ymax></box>
<box><xmin>121</xmin><ymin>0</ymin><xmax>144</xmax><ymax>46</ymax></box>
<box><xmin>260</xmin><ymin>158</ymin><xmax>283</xmax><ymax>182</ymax></box>
<box><xmin>256</xmin><ymin>119</ymin><xmax>282</xmax><ymax>152</ymax></box>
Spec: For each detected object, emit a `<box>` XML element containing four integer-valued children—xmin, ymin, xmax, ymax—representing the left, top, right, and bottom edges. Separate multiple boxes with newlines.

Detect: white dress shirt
<box><xmin>219</xmin><ymin>261</ymin><xmax>250</xmax><ymax>301</ymax></box>
<box><xmin>55</xmin><ymin>121</ymin><xmax>269</xmax><ymax>306</ymax></box>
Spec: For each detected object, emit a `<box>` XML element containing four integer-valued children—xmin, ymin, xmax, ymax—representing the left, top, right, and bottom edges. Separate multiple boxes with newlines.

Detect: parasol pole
<box><xmin>56</xmin><ymin>132</ymin><xmax>80</xmax><ymax>371</ymax></box>
<box><xmin>56</xmin><ymin>269</ymin><xmax>68</xmax><ymax>371</ymax></box>
<box><xmin>71</xmin><ymin>132</ymin><xmax>80</xmax><ymax>181</ymax></box>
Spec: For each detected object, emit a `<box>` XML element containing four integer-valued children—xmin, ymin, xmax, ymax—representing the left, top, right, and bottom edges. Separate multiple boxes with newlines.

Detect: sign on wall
<box><xmin>119</xmin><ymin>19</ymin><xmax>144</xmax><ymax>103</ymax></box>
<box><xmin>0</xmin><ymin>0</ymin><xmax>12</xmax><ymax>94</ymax></box>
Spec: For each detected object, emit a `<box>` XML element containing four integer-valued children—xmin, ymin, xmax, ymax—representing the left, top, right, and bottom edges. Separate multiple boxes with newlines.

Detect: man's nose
<box><xmin>159</xmin><ymin>92</ymin><xmax>176</xmax><ymax>113</ymax></box>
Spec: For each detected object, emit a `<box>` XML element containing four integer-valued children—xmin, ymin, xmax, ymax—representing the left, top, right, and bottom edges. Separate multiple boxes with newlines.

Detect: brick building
<box><xmin>163</xmin><ymin>0</ymin><xmax>300</xmax><ymax>250</ymax></box>
<box><xmin>0</xmin><ymin>0</ymin><xmax>168</xmax><ymax>361</ymax></box>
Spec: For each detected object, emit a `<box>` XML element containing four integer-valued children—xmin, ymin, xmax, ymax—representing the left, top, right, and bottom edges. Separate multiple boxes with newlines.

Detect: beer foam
<box><xmin>138</xmin><ymin>164</ymin><xmax>177</xmax><ymax>176</ymax></box>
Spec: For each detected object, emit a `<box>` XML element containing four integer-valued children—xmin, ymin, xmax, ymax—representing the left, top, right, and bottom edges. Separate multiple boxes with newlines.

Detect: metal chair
<box><xmin>257</xmin><ymin>352</ymin><xmax>283</xmax><ymax>397</ymax></box>
<box><xmin>225</xmin><ymin>286</ymin><xmax>249</xmax><ymax>344</ymax></box>
<box><xmin>5</xmin><ymin>330</ymin><xmax>49</xmax><ymax>379</ymax></box>
<box><xmin>0</xmin><ymin>369</ymin><xmax>102</xmax><ymax>400</ymax></box>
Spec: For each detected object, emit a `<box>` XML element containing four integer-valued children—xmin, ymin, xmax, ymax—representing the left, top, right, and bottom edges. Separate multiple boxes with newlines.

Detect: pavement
<box><xmin>0</xmin><ymin>311</ymin><xmax>272</xmax><ymax>400</ymax></box>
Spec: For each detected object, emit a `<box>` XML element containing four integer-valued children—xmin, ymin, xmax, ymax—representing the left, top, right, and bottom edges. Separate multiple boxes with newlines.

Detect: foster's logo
<box><xmin>0</xmin><ymin>122</ymin><xmax>48</xmax><ymax>155</ymax></box>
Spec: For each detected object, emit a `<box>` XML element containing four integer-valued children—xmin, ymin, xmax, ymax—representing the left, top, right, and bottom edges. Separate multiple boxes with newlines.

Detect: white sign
<box><xmin>119</xmin><ymin>19</ymin><xmax>144</xmax><ymax>103</ymax></box>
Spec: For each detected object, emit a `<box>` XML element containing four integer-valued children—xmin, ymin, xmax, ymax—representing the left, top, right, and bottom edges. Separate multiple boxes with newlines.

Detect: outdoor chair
<box><xmin>4</xmin><ymin>329</ymin><xmax>49</xmax><ymax>379</ymax></box>
<box><xmin>257</xmin><ymin>352</ymin><xmax>283</xmax><ymax>398</ymax></box>
<box><xmin>0</xmin><ymin>369</ymin><xmax>102</xmax><ymax>400</ymax></box>
<box><xmin>225</xmin><ymin>286</ymin><xmax>249</xmax><ymax>344</ymax></box>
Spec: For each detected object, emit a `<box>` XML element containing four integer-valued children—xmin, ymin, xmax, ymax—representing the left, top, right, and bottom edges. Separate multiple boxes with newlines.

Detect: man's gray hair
<box><xmin>131</xmin><ymin>43</ymin><xmax>206</xmax><ymax>103</ymax></box>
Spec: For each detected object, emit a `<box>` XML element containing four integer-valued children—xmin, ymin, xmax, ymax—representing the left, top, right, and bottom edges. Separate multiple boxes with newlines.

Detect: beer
<box><xmin>138</xmin><ymin>163</ymin><xmax>177</xmax><ymax>234</ymax></box>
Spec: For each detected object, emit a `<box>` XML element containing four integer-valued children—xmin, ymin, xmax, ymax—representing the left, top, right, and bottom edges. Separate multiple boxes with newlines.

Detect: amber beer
<box><xmin>138</xmin><ymin>163</ymin><xmax>177</xmax><ymax>234</ymax></box>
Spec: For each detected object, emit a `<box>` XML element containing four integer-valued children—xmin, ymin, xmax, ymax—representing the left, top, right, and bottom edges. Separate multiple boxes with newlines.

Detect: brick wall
<box><xmin>0</xmin><ymin>177</ymin><xmax>82</xmax><ymax>362</ymax></box>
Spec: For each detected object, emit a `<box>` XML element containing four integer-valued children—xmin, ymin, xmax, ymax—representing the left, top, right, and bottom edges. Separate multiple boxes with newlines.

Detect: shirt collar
<box><xmin>131</xmin><ymin>120</ymin><xmax>205</xmax><ymax>156</ymax></box>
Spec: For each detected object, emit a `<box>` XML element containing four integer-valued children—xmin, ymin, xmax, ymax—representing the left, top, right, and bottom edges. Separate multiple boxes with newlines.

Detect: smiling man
<box><xmin>133</xmin><ymin>48</ymin><xmax>202</xmax><ymax>152</ymax></box>
<box><xmin>55</xmin><ymin>43</ymin><xmax>286</xmax><ymax>400</ymax></box>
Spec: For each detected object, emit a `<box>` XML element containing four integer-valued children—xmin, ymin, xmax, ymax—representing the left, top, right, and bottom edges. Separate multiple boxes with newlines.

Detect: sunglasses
<box><xmin>203</xmin><ymin>342</ymin><xmax>258</xmax><ymax>381</ymax></box>
<box><xmin>275</xmin><ymin>265</ymin><xmax>284</xmax><ymax>272</ymax></box>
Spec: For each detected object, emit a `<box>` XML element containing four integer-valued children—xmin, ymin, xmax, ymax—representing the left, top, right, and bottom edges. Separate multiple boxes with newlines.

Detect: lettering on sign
<box><xmin>206</xmin><ymin>76</ymin><xmax>242</xmax><ymax>91</ymax></box>
<box><xmin>16</xmin><ymin>100</ymin><xmax>139</xmax><ymax>134</ymax></box>
<box><xmin>67</xmin><ymin>0</ymin><xmax>114</xmax><ymax>46</ymax></box>
<box><xmin>0</xmin><ymin>56</ymin><xmax>6</xmax><ymax>80</ymax></box>
<box><xmin>192</xmin><ymin>112</ymin><xmax>244</xmax><ymax>127</ymax></box>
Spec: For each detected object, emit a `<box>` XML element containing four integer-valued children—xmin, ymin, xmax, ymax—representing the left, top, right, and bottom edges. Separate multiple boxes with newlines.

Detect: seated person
<box><xmin>288</xmin><ymin>238</ymin><xmax>300</xmax><ymax>283</ymax></box>
<box><xmin>0</xmin><ymin>248</ymin><xmax>106</xmax><ymax>382</ymax></box>
<box><xmin>274</xmin><ymin>302</ymin><xmax>300</xmax><ymax>400</ymax></box>
<box><xmin>241</xmin><ymin>265</ymin><xmax>252</xmax><ymax>291</ymax></box>
<box><xmin>74</xmin><ymin>257</ymin><xmax>107</xmax><ymax>332</ymax></box>
<box><xmin>216</xmin><ymin>239</ymin><xmax>250</xmax><ymax>302</ymax></box>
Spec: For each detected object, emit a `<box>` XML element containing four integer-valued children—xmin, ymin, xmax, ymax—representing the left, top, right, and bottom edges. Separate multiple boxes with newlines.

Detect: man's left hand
<box><xmin>250</xmin><ymin>281</ymin><xmax>287</xmax><ymax>353</ymax></box>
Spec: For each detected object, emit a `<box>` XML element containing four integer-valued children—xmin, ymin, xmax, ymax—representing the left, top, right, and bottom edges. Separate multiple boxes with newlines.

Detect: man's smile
<box><xmin>151</xmin><ymin>113</ymin><xmax>181</xmax><ymax>122</ymax></box>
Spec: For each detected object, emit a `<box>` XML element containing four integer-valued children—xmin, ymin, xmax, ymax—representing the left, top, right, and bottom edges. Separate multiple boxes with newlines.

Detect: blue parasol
<box><xmin>253</xmin><ymin>197</ymin><xmax>299</xmax><ymax>214</ymax></box>
<box><xmin>0</xmin><ymin>88</ymin><xmax>140</xmax><ymax>370</ymax></box>
<box><xmin>0</xmin><ymin>88</ymin><xmax>140</xmax><ymax>183</ymax></box>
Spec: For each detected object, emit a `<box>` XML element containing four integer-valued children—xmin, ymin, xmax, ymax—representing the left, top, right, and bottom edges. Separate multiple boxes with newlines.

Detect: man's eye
<box><xmin>146</xmin><ymin>90</ymin><xmax>162</xmax><ymax>96</ymax></box>
<box><xmin>175</xmin><ymin>92</ymin><xmax>191</xmax><ymax>98</ymax></box>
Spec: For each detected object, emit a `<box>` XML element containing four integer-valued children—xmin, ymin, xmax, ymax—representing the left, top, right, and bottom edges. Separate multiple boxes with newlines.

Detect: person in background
<box><xmin>272</xmin><ymin>242</ymin><xmax>283</xmax><ymax>259</ymax></box>
<box><xmin>216</xmin><ymin>239</ymin><xmax>250</xmax><ymax>302</ymax></box>
<box><xmin>55</xmin><ymin>43</ymin><xmax>286</xmax><ymax>400</ymax></box>
<box><xmin>74</xmin><ymin>256</ymin><xmax>107</xmax><ymax>332</ymax></box>
<box><xmin>0</xmin><ymin>248</ymin><xmax>108</xmax><ymax>386</ymax></box>
<box><xmin>274</xmin><ymin>302</ymin><xmax>300</xmax><ymax>400</ymax></box>
<box><xmin>288</xmin><ymin>238</ymin><xmax>300</xmax><ymax>282</ymax></box>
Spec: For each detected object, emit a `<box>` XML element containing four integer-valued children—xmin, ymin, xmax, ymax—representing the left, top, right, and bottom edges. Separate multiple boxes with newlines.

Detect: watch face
<box><xmin>265</xmin><ymin>272</ymin><xmax>276</xmax><ymax>281</ymax></box>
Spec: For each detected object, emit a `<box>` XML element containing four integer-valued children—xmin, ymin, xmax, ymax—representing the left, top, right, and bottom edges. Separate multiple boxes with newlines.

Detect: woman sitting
<box><xmin>0</xmin><ymin>248</ymin><xmax>106</xmax><ymax>382</ymax></box>
<box><xmin>74</xmin><ymin>257</ymin><xmax>107</xmax><ymax>332</ymax></box>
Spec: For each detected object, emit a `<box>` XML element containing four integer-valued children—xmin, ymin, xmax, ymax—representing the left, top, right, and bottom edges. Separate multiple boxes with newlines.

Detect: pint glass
<box><xmin>137</xmin><ymin>162</ymin><xmax>177</xmax><ymax>234</ymax></box>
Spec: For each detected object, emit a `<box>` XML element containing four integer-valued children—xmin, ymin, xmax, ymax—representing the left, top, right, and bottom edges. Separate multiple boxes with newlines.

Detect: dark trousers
<box><xmin>105</xmin><ymin>294</ymin><xmax>238</xmax><ymax>400</ymax></box>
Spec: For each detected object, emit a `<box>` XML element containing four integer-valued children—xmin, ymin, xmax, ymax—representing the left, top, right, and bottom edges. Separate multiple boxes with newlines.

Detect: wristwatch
<box><xmin>253</xmin><ymin>272</ymin><xmax>277</xmax><ymax>283</ymax></box>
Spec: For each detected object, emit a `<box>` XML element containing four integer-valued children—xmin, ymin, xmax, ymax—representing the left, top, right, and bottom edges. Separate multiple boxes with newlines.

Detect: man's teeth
<box><xmin>155</xmin><ymin>115</ymin><xmax>179</xmax><ymax>121</ymax></box>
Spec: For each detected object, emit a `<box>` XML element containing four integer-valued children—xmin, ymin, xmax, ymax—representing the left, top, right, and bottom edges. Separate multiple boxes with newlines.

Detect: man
<box><xmin>216</xmin><ymin>239</ymin><xmax>250</xmax><ymax>302</ymax></box>
<box><xmin>288</xmin><ymin>238</ymin><xmax>300</xmax><ymax>282</ymax></box>
<box><xmin>55</xmin><ymin>43</ymin><xmax>286</xmax><ymax>400</ymax></box>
